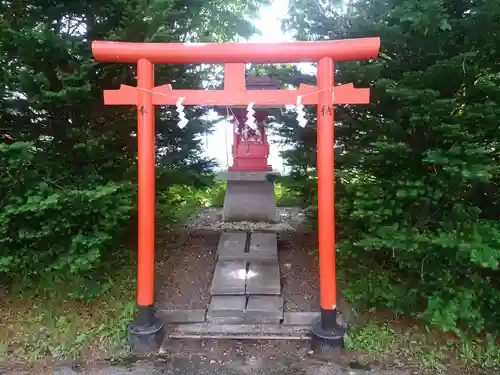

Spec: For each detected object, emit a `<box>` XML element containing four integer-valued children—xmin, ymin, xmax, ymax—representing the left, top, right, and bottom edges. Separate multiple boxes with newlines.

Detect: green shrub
<box><xmin>280</xmin><ymin>0</ymin><xmax>500</xmax><ymax>335</ymax></box>
<box><xmin>0</xmin><ymin>142</ymin><xmax>135</xmax><ymax>286</ymax></box>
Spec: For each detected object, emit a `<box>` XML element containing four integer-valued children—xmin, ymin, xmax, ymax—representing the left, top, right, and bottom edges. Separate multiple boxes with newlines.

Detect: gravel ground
<box><xmin>279</xmin><ymin>233</ymin><xmax>320</xmax><ymax>312</ymax></box>
<box><xmin>185</xmin><ymin>207</ymin><xmax>309</xmax><ymax>233</ymax></box>
<box><xmin>5</xmin><ymin>339</ymin><xmax>415</xmax><ymax>375</ymax></box>
<box><xmin>3</xmin><ymin>360</ymin><xmax>413</xmax><ymax>375</ymax></box>
<box><xmin>156</xmin><ymin>232</ymin><xmax>220</xmax><ymax>310</ymax></box>
<box><xmin>10</xmin><ymin>361</ymin><xmax>498</xmax><ymax>375</ymax></box>
<box><xmin>5</xmin><ymin>339</ymin><xmax>498</xmax><ymax>375</ymax></box>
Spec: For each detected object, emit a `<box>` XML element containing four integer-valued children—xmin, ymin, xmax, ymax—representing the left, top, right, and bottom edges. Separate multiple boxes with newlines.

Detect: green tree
<box><xmin>0</xmin><ymin>0</ymin><xmax>269</xmax><ymax>292</ymax></box>
<box><xmin>281</xmin><ymin>0</ymin><xmax>500</xmax><ymax>333</ymax></box>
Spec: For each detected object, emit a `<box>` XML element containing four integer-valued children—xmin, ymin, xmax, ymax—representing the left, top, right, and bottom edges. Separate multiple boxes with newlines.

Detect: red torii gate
<box><xmin>91</xmin><ymin>38</ymin><xmax>380</xmax><ymax>353</ymax></box>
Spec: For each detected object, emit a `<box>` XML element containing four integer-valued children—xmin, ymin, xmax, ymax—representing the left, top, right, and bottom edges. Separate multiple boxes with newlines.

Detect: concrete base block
<box><xmin>158</xmin><ymin>309</ymin><xmax>207</xmax><ymax>324</ymax></box>
<box><xmin>217</xmin><ymin>232</ymin><xmax>247</xmax><ymax>261</ymax></box>
<box><xmin>168</xmin><ymin>322</ymin><xmax>312</xmax><ymax>340</ymax></box>
<box><xmin>283</xmin><ymin>312</ymin><xmax>348</xmax><ymax>328</ymax></box>
<box><xmin>222</xmin><ymin>180</ymin><xmax>278</xmax><ymax>223</ymax></box>
<box><xmin>217</xmin><ymin>232</ymin><xmax>278</xmax><ymax>262</ymax></box>
<box><xmin>283</xmin><ymin>312</ymin><xmax>320</xmax><ymax>326</ymax></box>
<box><xmin>248</xmin><ymin>232</ymin><xmax>278</xmax><ymax>261</ymax></box>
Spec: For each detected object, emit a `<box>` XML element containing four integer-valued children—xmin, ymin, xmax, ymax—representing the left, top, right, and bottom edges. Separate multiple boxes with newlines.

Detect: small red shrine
<box><xmin>216</xmin><ymin>75</ymin><xmax>280</xmax><ymax>171</ymax></box>
<box><xmin>227</xmin><ymin>108</ymin><xmax>271</xmax><ymax>171</ymax></box>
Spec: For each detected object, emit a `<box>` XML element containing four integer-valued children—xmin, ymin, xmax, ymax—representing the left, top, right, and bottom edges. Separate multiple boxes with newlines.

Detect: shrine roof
<box><xmin>245</xmin><ymin>75</ymin><xmax>281</xmax><ymax>90</ymax></box>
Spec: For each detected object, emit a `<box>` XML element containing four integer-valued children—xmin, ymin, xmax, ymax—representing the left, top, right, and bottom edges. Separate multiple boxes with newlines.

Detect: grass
<box><xmin>344</xmin><ymin>315</ymin><xmax>500</xmax><ymax>374</ymax></box>
<box><xmin>1</xmin><ymin>179</ymin><xmax>298</xmax><ymax>366</ymax></box>
<box><xmin>302</xmin><ymin>223</ymin><xmax>500</xmax><ymax>373</ymax></box>
<box><xmin>200</xmin><ymin>179</ymin><xmax>500</xmax><ymax>373</ymax></box>
<box><xmin>0</xmin><ymin>180</ymin><xmax>301</xmax><ymax>366</ymax></box>
<box><xmin>0</xmin><ymin>234</ymin><xmax>186</xmax><ymax>365</ymax></box>
<box><xmin>3</xmin><ymin>181</ymin><xmax>498</xmax><ymax>373</ymax></box>
<box><xmin>0</xmin><ymin>185</ymin><xmax>204</xmax><ymax>365</ymax></box>
<box><xmin>204</xmin><ymin>180</ymin><xmax>226</xmax><ymax>207</ymax></box>
<box><xmin>335</xmin><ymin>254</ymin><xmax>500</xmax><ymax>374</ymax></box>
<box><xmin>0</xmin><ymin>266</ymin><xmax>136</xmax><ymax>364</ymax></box>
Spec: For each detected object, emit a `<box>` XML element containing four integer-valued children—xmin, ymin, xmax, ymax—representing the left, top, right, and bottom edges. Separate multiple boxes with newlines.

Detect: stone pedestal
<box><xmin>216</xmin><ymin>171</ymin><xmax>279</xmax><ymax>223</ymax></box>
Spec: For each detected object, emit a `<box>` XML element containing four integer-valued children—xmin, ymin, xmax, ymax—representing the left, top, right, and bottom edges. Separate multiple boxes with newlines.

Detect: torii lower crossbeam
<box><xmin>91</xmin><ymin>38</ymin><xmax>380</xmax><ymax>355</ymax></box>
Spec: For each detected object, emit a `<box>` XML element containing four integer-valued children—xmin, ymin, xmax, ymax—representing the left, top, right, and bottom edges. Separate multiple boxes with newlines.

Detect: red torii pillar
<box><xmin>92</xmin><ymin>38</ymin><xmax>380</xmax><ymax>354</ymax></box>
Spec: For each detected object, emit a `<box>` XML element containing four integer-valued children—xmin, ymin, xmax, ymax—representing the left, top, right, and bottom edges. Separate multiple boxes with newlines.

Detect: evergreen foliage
<box><xmin>0</xmin><ymin>0</ymin><xmax>268</xmax><ymax>290</ymax></box>
<box><xmin>278</xmin><ymin>0</ymin><xmax>500</xmax><ymax>334</ymax></box>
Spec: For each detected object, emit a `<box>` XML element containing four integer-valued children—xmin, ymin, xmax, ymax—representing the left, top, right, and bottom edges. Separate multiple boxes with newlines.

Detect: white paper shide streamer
<box><xmin>176</xmin><ymin>97</ymin><xmax>188</xmax><ymax>128</ymax></box>
<box><xmin>296</xmin><ymin>96</ymin><xmax>307</xmax><ymax>128</ymax></box>
<box><xmin>245</xmin><ymin>102</ymin><xmax>258</xmax><ymax>130</ymax></box>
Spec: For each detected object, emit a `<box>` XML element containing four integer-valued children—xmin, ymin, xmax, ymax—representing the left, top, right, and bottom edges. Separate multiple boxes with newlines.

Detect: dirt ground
<box><xmin>6</xmin><ymin>338</ymin><xmax>498</xmax><ymax>375</ymax></box>
<box><xmin>155</xmin><ymin>228</ymin><xmax>322</xmax><ymax>314</ymax></box>
<box><xmin>156</xmin><ymin>232</ymin><xmax>220</xmax><ymax>310</ymax></box>
<box><xmin>279</xmin><ymin>233</ymin><xmax>320</xmax><ymax>312</ymax></box>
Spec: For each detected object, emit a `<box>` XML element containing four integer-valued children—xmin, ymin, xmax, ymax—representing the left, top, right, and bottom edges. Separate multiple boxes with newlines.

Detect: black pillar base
<box><xmin>310</xmin><ymin>309</ymin><xmax>347</xmax><ymax>360</ymax></box>
<box><xmin>128</xmin><ymin>306</ymin><xmax>165</xmax><ymax>354</ymax></box>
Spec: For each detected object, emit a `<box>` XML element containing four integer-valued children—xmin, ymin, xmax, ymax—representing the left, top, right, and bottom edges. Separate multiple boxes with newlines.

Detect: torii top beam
<box><xmin>91</xmin><ymin>38</ymin><xmax>380</xmax><ymax>64</ymax></box>
<box><xmin>92</xmin><ymin>38</ymin><xmax>381</xmax><ymax>107</ymax></box>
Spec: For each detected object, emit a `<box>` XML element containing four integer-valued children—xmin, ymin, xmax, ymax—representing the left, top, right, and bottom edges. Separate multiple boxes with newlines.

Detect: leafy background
<box><xmin>1</xmin><ymin>0</ymin><xmax>500</xmax><ymax>368</ymax></box>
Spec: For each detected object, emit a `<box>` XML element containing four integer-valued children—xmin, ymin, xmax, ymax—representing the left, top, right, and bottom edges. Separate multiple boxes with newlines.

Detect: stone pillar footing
<box><xmin>310</xmin><ymin>309</ymin><xmax>347</xmax><ymax>360</ymax></box>
<box><xmin>128</xmin><ymin>306</ymin><xmax>165</xmax><ymax>354</ymax></box>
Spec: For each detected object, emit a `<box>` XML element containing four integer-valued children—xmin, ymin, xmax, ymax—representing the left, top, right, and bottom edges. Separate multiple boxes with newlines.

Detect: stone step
<box><xmin>217</xmin><ymin>232</ymin><xmax>246</xmax><ymax>261</ymax></box>
<box><xmin>210</xmin><ymin>261</ymin><xmax>281</xmax><ymax>296</ymax></box>
<box><xmin>217</xmin><ymin>231</ymin><xmax>277</xmax><ymax>262</ymax></box>
<box><xmin>207</xmin><ymin>295</ymin><xmax>247</xmax><ymax>323</ymax></box>
<box><xmin>159</xmin><ymin>310</ymin><xmax>348</xmax><ymax>328</ymax></box>
<box><xmin>210</xmin><ymin>260</ymin><xmax>247</xmax><ymax>295</ymax></box>
<box><xmin>248</xmin><ymin>232</ymin><xmax>278</xmax><ymax>262</ymax></box>
<box><xmin>167</xmin><ymin>322</ymin><xmax>312</xmax><ymax>340</ymax></box>
<box><xmin>206</xmin><ymin>295</ymin><xmax>283</xmax><ymax>324</ymax></box>
<box><xmin>246</xmin><ymin>262</ymin><xmax>281</xmax><ymax>295</ymax></box>
<box><xmin>245</xmin><ymin>295</ymin><xmax>283</xmax><ymax>324</ymax></box>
